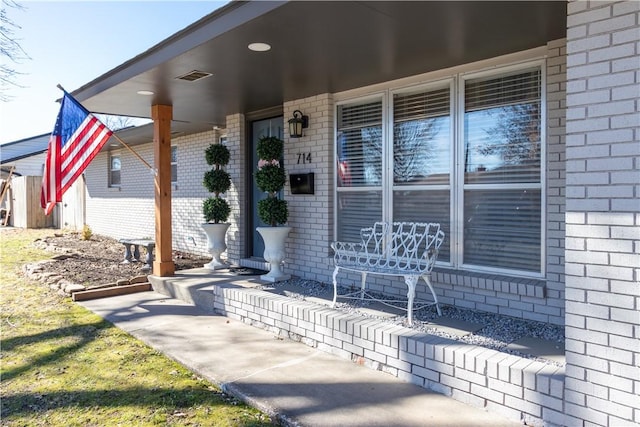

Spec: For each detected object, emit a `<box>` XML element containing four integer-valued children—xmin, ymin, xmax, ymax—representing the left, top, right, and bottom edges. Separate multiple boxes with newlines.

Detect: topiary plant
<box><xmin>202</xmin><ymin>143</ymin><xmax>231</xmax><ymax>223</ymax></box>
<box><xmin>255</xmin><ymin>136</ymin><xmax>288</xmax><ymax>226</ymax></box>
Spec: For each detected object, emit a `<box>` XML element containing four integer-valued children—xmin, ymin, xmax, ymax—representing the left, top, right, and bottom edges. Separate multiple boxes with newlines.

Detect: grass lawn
<box><xmin>1</xmin><ymin>229</ymin><xmax>271</xmax><ymax>426</ymax></box>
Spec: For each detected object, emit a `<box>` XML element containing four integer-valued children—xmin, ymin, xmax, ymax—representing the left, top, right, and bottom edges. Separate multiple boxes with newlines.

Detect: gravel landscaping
<box><xmin>262</xmin><ymin>278</ymin><xmax>565</xmax><ymax>366</ymax></box>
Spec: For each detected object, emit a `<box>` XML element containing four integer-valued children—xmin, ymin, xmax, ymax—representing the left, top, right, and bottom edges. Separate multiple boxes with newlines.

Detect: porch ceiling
<box><xmin>74</xmin><ymin>1</ymin><xmax>566</xmax><ymax>133</ymax></box>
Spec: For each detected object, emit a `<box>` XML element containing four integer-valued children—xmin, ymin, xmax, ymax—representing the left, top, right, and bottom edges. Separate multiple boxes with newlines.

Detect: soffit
<box><xmin>74</xmin><ymin>1</ymin><xmax>567</xmax><ymax>134</ymax></box>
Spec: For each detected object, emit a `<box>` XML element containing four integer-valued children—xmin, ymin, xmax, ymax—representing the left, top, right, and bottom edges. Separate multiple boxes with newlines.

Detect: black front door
<box><xmin>250</xmin><ymin>116</ymin><xmax>284</xmax><ymax>258</ymax></box>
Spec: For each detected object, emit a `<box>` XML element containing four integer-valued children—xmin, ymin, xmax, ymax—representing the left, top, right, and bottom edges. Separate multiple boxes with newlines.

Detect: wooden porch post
<box><xmin>152</xmin><ymin>104</ymin><xmax>175</xmax><ymax>276</ymax></box>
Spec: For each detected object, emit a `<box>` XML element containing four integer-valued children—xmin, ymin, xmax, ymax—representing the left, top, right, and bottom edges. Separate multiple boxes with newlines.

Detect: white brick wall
<box><xmin>546</xmin><ymin>38</ymin><xmax>568</xmax><ymax>326</ymax></box>
<box><xmin>565</xmin><ymin>1</ymin><xmax>640</xmax><ymax>426</ymax></box>
<box><xmin>225</xmin><ymin>113</ymin><xmax>246</xmax><ymax>264</ymax></box>
<box><xmin>283</xmin><ymin>94</ymin><xmax>334</xmax><ymax>282</ymax></box>
<box><xmin>85</xmin><ymin>131</ymin><xmax>221</xmax><ymax>259</ymax></box>
<box><xmin>85</xmin><ymin>145</ymin><xmax>156</xmax><ymax>240</ymax></box>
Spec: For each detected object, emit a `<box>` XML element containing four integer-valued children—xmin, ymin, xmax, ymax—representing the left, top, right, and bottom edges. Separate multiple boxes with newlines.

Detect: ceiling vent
<box><xmin>175</xmin><ymin>70</ymin><xmax>212</xmax><ymax>82</ymax></box>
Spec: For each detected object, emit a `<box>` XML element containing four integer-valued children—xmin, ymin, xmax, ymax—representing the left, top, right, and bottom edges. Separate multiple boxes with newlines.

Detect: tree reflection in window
<box><xmin>393</xmin><ymin>118</ymin><xmax>443</xmax><ymax>183</ymax></box>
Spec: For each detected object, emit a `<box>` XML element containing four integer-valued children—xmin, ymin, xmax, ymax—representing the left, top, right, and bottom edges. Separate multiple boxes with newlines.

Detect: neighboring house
<box><xmin>66</xmin><ymin>1</ymin><xmax>638</xmax><ymax>426</ymax></box>
<box><xmin>0</xmin><ymin>134</ymin><xmax>57</xmax><ymax>228</ymax></box>
<box><xmin>0</xmin><ymin>133</ymin><xmax>49</xmax><ymax>177</ymax></box>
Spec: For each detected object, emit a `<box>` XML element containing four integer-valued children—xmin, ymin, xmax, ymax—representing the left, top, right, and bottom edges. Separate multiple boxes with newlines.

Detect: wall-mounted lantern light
<box><xmin>288</xmin><ymin>110</ymin><xmax>309</xmax><ymax>138</ymax></box>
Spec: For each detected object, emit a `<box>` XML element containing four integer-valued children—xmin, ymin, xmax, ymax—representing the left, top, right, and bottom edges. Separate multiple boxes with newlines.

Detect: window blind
<box><xmin>463</xmin><ymin>68</ymin><xmax>542</xmax><ymax>272</ymax></box>
<box><xmin>336</xmin><ymin>100</ymin><xmax>384</xmax><ymax>241</ymax></box>
<box><xmin>463</xmin><ymin>189</ymin><xmax>541</xmax><ymax>272</ymax></box>
<box><xmin>393</xmin><ymin>87</ymin><xmax>451</xmax><ymax>185</ymax></box>
<box><xmin>393</xmin><ymin>189</ymin><xmax>451</xmax><ymax>262</ymax></box>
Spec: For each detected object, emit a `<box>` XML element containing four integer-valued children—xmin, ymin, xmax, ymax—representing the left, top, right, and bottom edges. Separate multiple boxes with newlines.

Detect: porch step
<box><xmin>149</xmin><ymin>269</ymin><xmax>565</xmax><ymax>427</ymax></box>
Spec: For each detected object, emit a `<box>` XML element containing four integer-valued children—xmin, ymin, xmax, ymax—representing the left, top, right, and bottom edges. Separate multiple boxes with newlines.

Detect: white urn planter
<box><xmin>257</xmin><ymin>226</ymin><xmax>292</xmax><ymax>282</ymax></box>
<box><xmin>201</xmin><ymin>223</ymin><xmax>230</xmax><ymax>270</ymax></box>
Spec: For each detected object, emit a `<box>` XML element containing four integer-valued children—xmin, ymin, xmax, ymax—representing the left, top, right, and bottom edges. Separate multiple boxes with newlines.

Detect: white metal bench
<box><xmin>331</xmin><ymin>222</ymin><xmax>445</xmax><ymax>325</ymax></box>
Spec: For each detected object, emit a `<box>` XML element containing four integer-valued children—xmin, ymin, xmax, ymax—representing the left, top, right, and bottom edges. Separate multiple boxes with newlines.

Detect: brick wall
<box><xmin>171</xmin><ymin>130</ymin><xmax>221</xmax><ymax>257</ymax></box>
<box><xmin>565</xmin><ymin>1</ymin><xmax>640</xmax><ymax>426</ymax></box>
<box><xmin>546</xmin><ymin>38</ymin><xmax>568</xmax><ymax>327</ymax></box>
<box><xmin>85</xmin><ymin>131</ymin><xmax>220</xmax><ymax>259</ymax></box>
<box><xmin>85</xmin><ymin>144</ymin><xmax>155</xmax><ymax>240</ymax></box>
<box><xmin>282</xmin><ymin>95</ymin><xmax>335</xmax><ymax>282</ymax></box>
<box><xmin>225</xmin><ymin>113</ymin><xmax>246</xmax><ymax>263</ymax></box>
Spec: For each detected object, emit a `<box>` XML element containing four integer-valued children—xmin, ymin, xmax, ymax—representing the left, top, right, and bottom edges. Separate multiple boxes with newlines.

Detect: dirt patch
<box><xmin>31</xmin><ymin>232</ymin><xmax>209</xmax><ymax>287</ymax></box>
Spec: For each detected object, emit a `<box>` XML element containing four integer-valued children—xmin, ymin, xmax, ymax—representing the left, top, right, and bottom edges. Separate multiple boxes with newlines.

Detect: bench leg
<box><xmin>132</xmin><ymin>245</ymin><xmax>141</xmax><ymax>262</ymax></box>
<box><xmin>404</xmin><ymin>275</ymin><xmax>418</xmax><ymax>326</ymax></box>
<box><xmin>332</xmin><ymin>266</ymin><xmax>340</xmax><ymax>307</ymax></box>
<box><xmin>422</xmin><ymin>275</ymin><xmax>441</xmax><ymax>316</ymax></box>
<box><xmin>122</xmin><ymin>244</ymin><xmax>133</xmax><ymax>263</ymax></box>
<box><xmin>141</xmin><ymin>244</ymin><xmax>155</xmax><ymax>273</ymax></box>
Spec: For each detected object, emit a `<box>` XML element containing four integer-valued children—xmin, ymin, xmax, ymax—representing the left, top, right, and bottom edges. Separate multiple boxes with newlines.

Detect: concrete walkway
<box><xmin>79</xmin><ymin>290</ymin><xmax>521</xmax><ymax>427</ymax></box>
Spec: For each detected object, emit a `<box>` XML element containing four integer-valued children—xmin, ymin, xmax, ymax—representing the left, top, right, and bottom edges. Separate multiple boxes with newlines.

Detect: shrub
<box><xmin>81</xmin><ymin>224</ymin><xmax>92</xmax><ymax>241</ymax></box>
<box><xmin>254</xmin><ymin>136</ymin><xmax>288</xmax><ymax>226</ymax></box>
<box><xmin>203</xmin><ymin>197</ymin><xmax>231</xmax><ymax>224</ymax></box>
<box><xmin>202</xmin><ymin>143</ymin><xmax>231</xmax><ymax>223</ymax></box>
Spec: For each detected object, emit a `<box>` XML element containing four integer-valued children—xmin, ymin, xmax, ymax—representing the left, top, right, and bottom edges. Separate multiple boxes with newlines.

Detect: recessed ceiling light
<box><xmin>137</xmin><ymin>90</ymin><xmax>154</xmax><ymax>96</ymax></box>
<box><xmin>248</xmin><ymin>42</ymin><xmax>271</xmax><ymax>52</ymax></box>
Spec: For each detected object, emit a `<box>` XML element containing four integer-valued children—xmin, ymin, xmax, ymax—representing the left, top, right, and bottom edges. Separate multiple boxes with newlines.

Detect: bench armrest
<box><xmin>331</xmin><ymin>241</ymin><xmax>367</xmax><ymax>265</ymax></box>
<box><xmin>331</xmin><ymin>241</ymin><xmax>365</xmax><ymax>254</ymax></box>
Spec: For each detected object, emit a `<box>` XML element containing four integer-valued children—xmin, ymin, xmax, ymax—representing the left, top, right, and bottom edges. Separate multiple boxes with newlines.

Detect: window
<box><xmin>336</xmin><ymin>98</ymin><xmax>383</xmax><ymax>242</ymax></box>
<box><xmin>335</xmin><ymin>63</ymin><xmax>544</xmax><ymax>276</ymax></box>
<box><xmin>109</xmin><ymin>153</ymin><xmax>121</xmax><ymax>187</ymax></box>
<box><xmin>171</xmin><ymin>145</ymin><xmax>177</xmax><ymax>183</ymax></box>
<box><xmin>462</xmin><ymin>69</ymin><xmax>542</xmax><ymax>273</ymax></box>
<box><xmin>392</xmin><ymin>85</ymin><xmax>452</xmax><ymax>262</ymax></box>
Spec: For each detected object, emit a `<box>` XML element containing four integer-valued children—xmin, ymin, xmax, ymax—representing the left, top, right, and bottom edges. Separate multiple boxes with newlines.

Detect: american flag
<box><xmin>41</xmin><ymin>91</ymin><xmax>113</xmax><ymax>215</ymax></box>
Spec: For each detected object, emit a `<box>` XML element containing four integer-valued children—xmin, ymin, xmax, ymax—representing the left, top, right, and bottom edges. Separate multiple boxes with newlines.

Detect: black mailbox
<box><xmin>290</xmin><ymin>173</ymin><xmax>314</xmax><ymax>195</ymax></box>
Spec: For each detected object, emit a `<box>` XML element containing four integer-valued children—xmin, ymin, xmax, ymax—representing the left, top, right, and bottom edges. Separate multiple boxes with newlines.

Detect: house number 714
<box><xmin>297</xmin><ymin>152</ymin><xmax>312</xmax><ymax>164</ymax></box>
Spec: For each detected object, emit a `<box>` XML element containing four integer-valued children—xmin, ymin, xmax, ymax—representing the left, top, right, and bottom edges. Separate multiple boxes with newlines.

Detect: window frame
<box><xmin>334</xmin><ymin>93</ymin><xmax>387</xmax><ymax>240</ymax></box>
<box><xmin>333</xmin><ymin>59</ymin><xmax>546</xmax><ymax>278</ymax></box>
<box><xmin>108</xmin><ymin>152</ymin><xmax>121</xmax><ymax>188</ymax></box>
<box><xmin>170</xmin><ymin>145</ymin><xmax>178</xmax><ymax>184</ymax></box>
<box><xmin>389</xmin><ymin>79</ymin><xmax>455</xmax><ymax>266</ymax></box>
<box><xmin>456</xmin><ymin>62</ymin><xmax>546</xmax><ymax>277</ymax></box>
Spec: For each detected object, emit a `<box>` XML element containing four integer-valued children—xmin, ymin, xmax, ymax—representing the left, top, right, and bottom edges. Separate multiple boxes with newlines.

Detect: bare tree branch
<box><xmin>0</xmin><ymin>0</ymin><xmax>30</xmax><ymax>101</ymax></box>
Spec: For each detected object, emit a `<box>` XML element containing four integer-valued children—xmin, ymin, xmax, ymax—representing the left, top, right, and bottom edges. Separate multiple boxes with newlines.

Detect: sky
<box><xmin>0</xmin><ymin>1</ymin><xmax>228</xmax><ymax>144</ymax></box>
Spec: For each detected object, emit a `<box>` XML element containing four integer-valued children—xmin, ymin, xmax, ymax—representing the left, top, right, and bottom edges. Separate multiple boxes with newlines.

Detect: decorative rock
<box><xmin>45</xmin><ymin>275</ymin><xmax>64</xmax><ymax>284</ymax></box>
<box><xmin>56</xmin><ymin>279</ymin><xmax>73</xmax><ymax>290</ymax></box>
<box><xmin>40</xmin><ymin>271</ymin><xmax>61</xmax><ymax>279</ymax></box>
<box><xmin>129</xmin><ymin>275</ymin><xmax>148</xmax><ymax>284</ymax></box>
<box><xmin>51</xmin><ymin>254</ymin><xmax>75</xmax><ymax>261</ymax></box>
<box><xmin>63</xmin><ymin>283</ymin><xmax>86</xmax><ymax>294</ymax></box>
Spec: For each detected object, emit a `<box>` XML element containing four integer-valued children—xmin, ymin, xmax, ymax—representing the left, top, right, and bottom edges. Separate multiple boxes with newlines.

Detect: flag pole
<box><xmin>56</xmin><ymin>84</ymin><xmax>156</xmax><ymax>174</ymax></box>
<box><xmin>110</xmin><ymin>133</ymin><xmax>155</xmax><ymax>173</ymax></box>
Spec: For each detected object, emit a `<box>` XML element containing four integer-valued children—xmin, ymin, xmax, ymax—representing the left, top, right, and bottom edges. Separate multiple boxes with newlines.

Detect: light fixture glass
<box><xmin>137</xmin><ymin>90</ymin><xmax>154</xmax><ymax>96</ymax></box>
<box><xmin>288</xmin><ymin>110</ymin><xmax>309</xmax><ymax>138</ymax></box>
<box><xmin>248</xmin><ymin>42</ymin><xmax>271</xmax><ymax>52</ymax></box>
